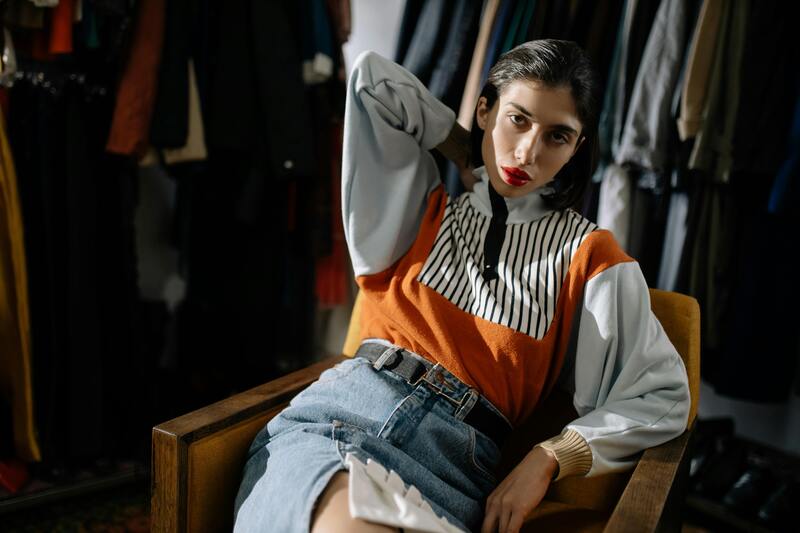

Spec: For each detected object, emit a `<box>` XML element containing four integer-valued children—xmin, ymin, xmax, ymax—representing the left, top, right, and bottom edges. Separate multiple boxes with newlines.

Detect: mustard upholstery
<box><xmin>342</xmin><ymin>288</ymin><xmax>364</xmax><ymax>357</ymax></box>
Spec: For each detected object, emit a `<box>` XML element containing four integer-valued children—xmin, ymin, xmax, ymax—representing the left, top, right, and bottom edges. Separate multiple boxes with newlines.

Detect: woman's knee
<box><xmin>310</xmin><ymin>471</ymin><xmax>399</xmax><ymax>533</ymax></box>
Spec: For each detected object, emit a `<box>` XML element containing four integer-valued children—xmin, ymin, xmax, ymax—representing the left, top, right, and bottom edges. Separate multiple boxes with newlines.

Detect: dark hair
<box><xmin>470</xmin><ymin>39</ymin><xmax>600</xmax><ymax>210</ymax></box>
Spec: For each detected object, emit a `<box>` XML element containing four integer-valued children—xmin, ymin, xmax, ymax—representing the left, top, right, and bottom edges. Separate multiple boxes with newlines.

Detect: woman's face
<box><xmin>476</xmin><ymin>79</ymin><xmax>585</xmax><ymax>199</ymax></box>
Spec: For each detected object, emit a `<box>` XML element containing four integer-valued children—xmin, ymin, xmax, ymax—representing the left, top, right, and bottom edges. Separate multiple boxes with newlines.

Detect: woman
<box><xmin>233</xmin><ymin>40</ymin><xmax>691</xmax><ymax>533</ymax></box>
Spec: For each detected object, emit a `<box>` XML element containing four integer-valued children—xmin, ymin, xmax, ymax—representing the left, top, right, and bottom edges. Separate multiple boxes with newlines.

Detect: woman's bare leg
<box><xmin>310</xmin><ymin>471</ymin><xmax>399</xmax><ymax>533</ymax></box>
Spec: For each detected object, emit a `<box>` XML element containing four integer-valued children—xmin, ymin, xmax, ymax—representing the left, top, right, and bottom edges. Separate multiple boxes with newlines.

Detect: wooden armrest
<box><xmin>151</xmin><ymin>355</ymin><xmax>345</xmax><ymax>532</ymax></box>
<box><xmin>604</xmin><ymin>427</ymin><xmax>693</xmax><ymax>532</ymax></box>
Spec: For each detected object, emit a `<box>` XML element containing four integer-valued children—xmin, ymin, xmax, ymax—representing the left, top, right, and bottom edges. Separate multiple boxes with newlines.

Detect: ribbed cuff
<box><xmin>534</xmin><ymin>429</ymin><xmax>593</xmax><ymax>482</ymax></box>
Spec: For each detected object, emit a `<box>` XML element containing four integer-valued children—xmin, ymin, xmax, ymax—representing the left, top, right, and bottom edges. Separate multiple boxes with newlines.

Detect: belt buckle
<box><xmin>416</xmin><ymin>367</ymin><xmax>462</xmax><ymax>407</ymax></box>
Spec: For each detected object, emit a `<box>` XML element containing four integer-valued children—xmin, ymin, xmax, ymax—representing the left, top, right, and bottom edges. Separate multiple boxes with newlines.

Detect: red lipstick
<box><xmin>501</xmin><ymin>166</ymin><xmax>532</xmax><ymax>187</ymax></box>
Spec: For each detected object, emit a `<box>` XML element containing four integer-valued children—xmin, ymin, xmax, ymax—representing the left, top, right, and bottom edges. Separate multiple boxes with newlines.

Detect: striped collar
<box><xmin>467</xmin><ymin>166</ymin><xmax>556</xmax><ymax>224</ymax></box>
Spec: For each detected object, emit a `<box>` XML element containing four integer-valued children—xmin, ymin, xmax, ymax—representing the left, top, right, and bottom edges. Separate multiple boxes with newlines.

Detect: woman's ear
<box><xmin>476</xmin><ymin>97</ymin><xmax>489</xmax><ymax>130</ymax></box>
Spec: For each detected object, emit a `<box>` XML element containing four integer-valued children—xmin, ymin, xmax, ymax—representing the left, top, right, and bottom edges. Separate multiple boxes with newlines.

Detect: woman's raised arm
<box><xmin>342</xmin><ymin>51</ymin><xmax>456</xmax><ymax>277</ymax></box>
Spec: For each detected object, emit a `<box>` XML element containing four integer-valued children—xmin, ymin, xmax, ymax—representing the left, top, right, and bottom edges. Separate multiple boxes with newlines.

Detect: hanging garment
<box><xmin>0</xmin><ymin>107</ymin><xmax>40</xmax><ymax>462</ymax></box>
<box><xmin>149</xmin><ymin>0</ymin><xmax>191</xmax><ymax>149</ymax></box>
<box><xmin>620</xmin><ymin>0</ymin><xmax>661</xmax><ymax>122</ymax></box>
<box><xmin>394</xmin><ymin>0</ymin><xmax>426</xmax><ymax>64</ymax></box>
<box><xmin>617</xmin><ymin>0</ymin><xmax>692</xmax><ymax>173</ymax></box>
<box><xmin>707</xmin><ymin>0</ymin><xmax>748</xmax><ymax>183</ymax></box>
<box><xmin>9</xmin><ymin>69</ymin><xmax>144</xmax><ymax>466</ymax></box>
<box><xmin>686</xmin><ymin>181</ymin><xmax>736</xmax><ymax>353</ymax></box>
<box><xmin>582</xmin><ymin>0</ymin><xmax>625</xmax><ymax>94</ymax></box>
<box><xmin>4</xmin><ymin>1</ymin><xmax>45</xmax><ymax>30</ymax></box>
<box><xmin>427</xmin><ymin>0</ymin><xmax>482</xmax><ymax>110</ymax></box>
<box><xmin>49</xmin><ymin>0</ymin><xmax>74</xmax><ymax>54</ymax></box>
<box><xmin>768</xmin><ymin>92</ymin><xmax>800</xmax><ymax>215</ymax></box>
<box><xmin>401</xmin><ymin>0</ymin><xmax>454</xmax><ymax>86</ymax></box>
<box><xmin>204</xmin><ymin>0</ymin><xmax>314</xmax><ymax>179</ymax></box>
<box><xmin>433</xmin><ymin>0</ymin><xmax>483</xmax><ymax>199</ymax></box>
<box><xmin>687</xmin><ymin>0</ymin><xmax>747</xmax><ymax>182</ymax></box>
<box><xmin>614</xmin><ymin>0</ymin><xmax>693</xmax><ymax>282</ymax></box>
<box><xmin>499</xmin><ymin>0</ymin><xmax>529</xmax><ymax>54</ymax></box>
<box><xmin>597</xmin><ymin>163</ymin><xmax>632</xmax><ymax>251</ymax></box>
<box><xmin>457</xmin><ymin>0</ymin><xmax>501</xmax><ymax>128</ymax></box>
<box><xmin>732</xmin><ymin>2</ymin><xmax>797</xmax><ymax>176</ymax></box>
<box><xmin>326</xmin><ymin>0</ymin><xmax>352</xmax><ymax>46</ymax></box>
<box><xmin>105</xmin><ymin>0</ymin><xmax>166</xmax><ymax>157</ymax></box>
<box><xmin>677</xmin><ymin>0</ymin><xmax>724</xmax><ymax>141</ymax></box>
<box><xmin>301</xmin><ymin>0</ymin><xmax>336</xmax><ymax>85</ymax></box>
<box><xmin>590</xmin><ymin>0</ymin><xmax>627</xmax><ymax>188</ymax></box>
<box><xmin>595</xmin><ymin>0</ymin><xmax>636</xmax><ymax>249</ymax></box>
<box><xmin>594</xmin><ymin>5</ymin><xmax>623</xmax><ymax>168</ymax></box>
<box><xmin>626</xmin><ymin>172</ymin><xmax>670</xmax><ymax>285</ymax></box>
<box><xmin>524</xmin><ymin>0</ymin><xmax>549</xmax><ymax>39</ymax></box>
<box><xmin>478</xmin><ymin>0</ymin><xmax>516</xmax><ymax>84</ymax></box>
<box><xmin>710</xmin><ymin>173</ymin><xmax>800</xmax><ymax>402</ymax></box>
<box><xmin>162</xmin><ymin>59</ymin><xmax>207</xmax><ymax>164</ymax></box>
<box><xmin>656</xmin><ymin>183</ymin><xmax>689</xmax><ymax>291</ymax></box>
<box><xmin>543</xmin><ymin>0</ymin><xmax>570</xmax><ymax>38</ymax></box>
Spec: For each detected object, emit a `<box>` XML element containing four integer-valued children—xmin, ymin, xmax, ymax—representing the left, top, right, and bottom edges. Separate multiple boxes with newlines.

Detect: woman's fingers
<box><xmin>507</xmin><ymin>511</ymin><xmax>525</xmax><ymax>533</ymax></box>
<box><xmin>481</xmin><ymin>505</ymin><xmax>498</xmax><ymax>533</ymax></box>
<box><xmin>498</xmin><ymin>506</ymin><xmax>511</xmax><ymax>532</ymax></box>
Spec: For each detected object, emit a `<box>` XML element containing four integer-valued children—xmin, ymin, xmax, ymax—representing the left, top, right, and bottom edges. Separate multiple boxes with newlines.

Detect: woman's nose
<box><xmin>515</xmin><ymin>128</ymin><xmax>541</xmax><ymax>165</ymax></box>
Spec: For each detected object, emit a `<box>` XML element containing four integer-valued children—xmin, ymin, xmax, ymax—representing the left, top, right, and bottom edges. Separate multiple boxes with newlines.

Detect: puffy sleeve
<box><xmin>342</xmin><ymin>50</ymin><xmax>456</xmax><ymax>277</ymax></box>
<box><xmin>535</xmin><ymin>260</ymin><xmax>691</xmax><ymax>481</ymax></box>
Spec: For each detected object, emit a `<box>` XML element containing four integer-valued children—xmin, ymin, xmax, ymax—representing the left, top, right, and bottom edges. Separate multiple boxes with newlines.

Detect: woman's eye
<box><xmin>509</xmin><ymin>114</ymin><xmax>525</xmax><ymax>126</ymax></box>
<box><xmin>551</xmin><ymin>132</ymin><xmax>568</xmax><ymax>144</ymax></box>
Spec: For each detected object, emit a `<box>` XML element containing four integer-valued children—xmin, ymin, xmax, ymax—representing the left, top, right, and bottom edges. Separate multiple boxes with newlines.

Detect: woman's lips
<box><xmin>501</xmin><ymin>166</ymin><xmax>532</xmax><ymax>187</ymax></box>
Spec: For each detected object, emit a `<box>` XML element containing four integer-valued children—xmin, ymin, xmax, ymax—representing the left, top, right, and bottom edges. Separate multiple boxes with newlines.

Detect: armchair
<box><xmin>152</xmin><ymin>288</ymin><xmax>700</xmax><ymax>532</ymax></box>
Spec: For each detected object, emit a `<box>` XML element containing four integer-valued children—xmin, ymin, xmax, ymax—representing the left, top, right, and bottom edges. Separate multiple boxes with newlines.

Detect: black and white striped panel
<box><xmin>418</xmin><ymin>196</ymin><xmax>598</xmax><ymax>339</ymax></box>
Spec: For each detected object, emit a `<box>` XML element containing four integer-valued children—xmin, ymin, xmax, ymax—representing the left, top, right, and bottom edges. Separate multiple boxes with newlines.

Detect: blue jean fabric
<box><xmin>233</xmin><ymin>345</ymin><xmax>507</xmax><ymax>532</ymax></box>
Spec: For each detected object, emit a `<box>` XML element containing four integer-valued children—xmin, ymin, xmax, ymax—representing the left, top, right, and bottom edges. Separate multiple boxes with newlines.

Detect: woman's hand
<box><xmin>434</xmin><ymin>121</ymin><xmax>479</xmax><ymax>191</ymax></box>
<box><xmin>480</xmin><ymin>446</ymin><xmax>559</xmax><ymax>533</ymax></box>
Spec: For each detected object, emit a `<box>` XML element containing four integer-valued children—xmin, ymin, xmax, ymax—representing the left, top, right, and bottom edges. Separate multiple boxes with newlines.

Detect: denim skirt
<box><xmin>232</xmin><ymin>345</ymin><xmax>508</xmax><ymax>532</ymax></box>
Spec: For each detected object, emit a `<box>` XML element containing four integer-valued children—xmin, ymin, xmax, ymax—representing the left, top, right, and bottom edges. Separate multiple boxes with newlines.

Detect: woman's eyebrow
<box><xmin>507</xmin><ymin>102</ymin><xmax>578</xmax><ymax>136</ymax></box>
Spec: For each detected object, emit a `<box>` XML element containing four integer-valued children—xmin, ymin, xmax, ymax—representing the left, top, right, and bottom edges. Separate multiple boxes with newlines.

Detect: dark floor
<box><xmin>1</xmin><ymin>481</ymin><xmax>149</xmax><ymax>532</ymax></box>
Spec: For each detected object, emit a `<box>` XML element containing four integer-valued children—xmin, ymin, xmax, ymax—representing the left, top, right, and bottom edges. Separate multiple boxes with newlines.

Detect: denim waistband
<box><xmin>358</xmin><ymin>339</ymin><xmax>512</xmax><ymax>439</ymax></box>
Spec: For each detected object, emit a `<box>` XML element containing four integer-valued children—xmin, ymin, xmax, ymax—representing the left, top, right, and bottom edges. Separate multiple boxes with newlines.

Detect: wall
<box><xmin>343</xmin><ymin>0</ymin><xmax>406</xmax><ymax>73</ymax></box>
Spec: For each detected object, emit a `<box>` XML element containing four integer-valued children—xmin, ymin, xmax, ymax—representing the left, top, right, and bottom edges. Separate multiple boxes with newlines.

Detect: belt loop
<box><xmin>372</xmin><ymin>346</ymin><xmax>400</xmax><ymax>371</ymax></box>
<box><xmin>454</xmin><ymin>388</ymin><xmax>479</xmax><ymax>421</ymax></box>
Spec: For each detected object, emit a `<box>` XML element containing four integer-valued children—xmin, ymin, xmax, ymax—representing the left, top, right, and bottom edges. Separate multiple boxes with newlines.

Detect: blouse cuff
<box><xmin>534</xmin><ymin>429</ymin><xmax>593</xmax><ymax>482</ymax></box>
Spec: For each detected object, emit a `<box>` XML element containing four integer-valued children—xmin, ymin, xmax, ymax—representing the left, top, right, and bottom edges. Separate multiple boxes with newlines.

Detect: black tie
<box><xmin>482</xmin><ymin>183</ymin><xmax>508</xmax><ymax>282</ymax></box>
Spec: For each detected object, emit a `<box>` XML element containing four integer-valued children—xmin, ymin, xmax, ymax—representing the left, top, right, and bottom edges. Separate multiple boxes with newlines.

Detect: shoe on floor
<box><xmin>691</xmin><ymin>435</ymin><xmax>748</xmax><ymax>499</ymax></box>
<box><xmin>721</xmin><ymin>464</ymin><xmax>776</xmax><ymax>516</ymax></box>
<box><xmin>757</xmin><ymin>479</ymin><xmax>800</xmax><ymax>532</ymax></box>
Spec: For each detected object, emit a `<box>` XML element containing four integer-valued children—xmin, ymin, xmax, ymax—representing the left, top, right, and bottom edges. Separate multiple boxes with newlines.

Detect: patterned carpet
<box><xmin>2</xmin><ymin>482</ymin><xmax>149</xmax><ymax>533</ymax></box>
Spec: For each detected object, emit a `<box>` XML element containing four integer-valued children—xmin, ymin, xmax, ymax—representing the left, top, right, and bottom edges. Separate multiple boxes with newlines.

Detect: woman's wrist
<box><xmin>434</xmin><ymin>120</ymin><xmax>471</xmax><ymax>169</ymax></box>
<box><xmin>531</xmin><ymin>445</ymin><xmax>560</xmax><ymax>481</ymax></box>
<box><xmin>435</xmin><ymin>121</ymin><xmax>479</xmax><ymax>191</ymax></box>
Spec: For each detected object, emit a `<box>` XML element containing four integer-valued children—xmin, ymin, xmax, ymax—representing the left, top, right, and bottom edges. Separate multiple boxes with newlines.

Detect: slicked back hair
<box><xmin>470</xmin><ymin>39</ymin><xmax>600</xmax><ymax>210</ymax></box>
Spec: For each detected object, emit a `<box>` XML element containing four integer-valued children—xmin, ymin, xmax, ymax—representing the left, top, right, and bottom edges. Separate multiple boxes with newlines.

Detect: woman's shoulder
<box><xmin>566</xmin><ymin>212</ymin><xmax>636</xmax><ymax>276</ymax></box>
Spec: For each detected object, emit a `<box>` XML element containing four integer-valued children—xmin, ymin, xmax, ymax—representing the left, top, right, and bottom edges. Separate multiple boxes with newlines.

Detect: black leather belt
<box><xmin>356</xmin><ymin>342</ymin><xmax>511</xmax><ymax>448</ymax></box>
